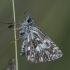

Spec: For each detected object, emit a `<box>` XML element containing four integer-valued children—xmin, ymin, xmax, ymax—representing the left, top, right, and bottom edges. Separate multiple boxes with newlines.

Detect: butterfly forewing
<box><xmin>20</xmin><ymin>26</ymin><xmax>62</xmax><ymax>63</ymax></box>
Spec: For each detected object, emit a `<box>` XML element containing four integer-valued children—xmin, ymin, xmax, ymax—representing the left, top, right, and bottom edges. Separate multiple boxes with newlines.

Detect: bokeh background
<box><xmin>0</xmin><ymin>0</ymin><xmax>70</xmax><ymax>70</ymax></box>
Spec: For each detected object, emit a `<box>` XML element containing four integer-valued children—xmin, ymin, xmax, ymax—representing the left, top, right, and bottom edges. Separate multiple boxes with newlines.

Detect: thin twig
<box><xmin>12</xmin><ymin>0</ymin><xmax>18</xmax><ymax>70</ymax></box>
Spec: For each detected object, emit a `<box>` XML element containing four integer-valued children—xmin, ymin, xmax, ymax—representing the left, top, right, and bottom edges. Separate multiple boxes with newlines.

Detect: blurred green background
<box><xmin>0</xmin><ymin>0</ymin><xmax>70</xmax><ymax>70</ymax></box>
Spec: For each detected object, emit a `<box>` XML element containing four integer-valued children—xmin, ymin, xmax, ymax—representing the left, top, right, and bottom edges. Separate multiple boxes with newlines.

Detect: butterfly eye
<box><xmin>27</xmin><ymin>17</ymin><xmax>32</xmax><ymax>23</ymax></box>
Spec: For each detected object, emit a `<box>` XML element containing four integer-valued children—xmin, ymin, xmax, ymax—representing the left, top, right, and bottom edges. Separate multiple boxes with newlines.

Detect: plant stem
<box><xmin>12</xmin><ymin>0</ymin><xmax>18</xmax><ymax>70</ymax></box>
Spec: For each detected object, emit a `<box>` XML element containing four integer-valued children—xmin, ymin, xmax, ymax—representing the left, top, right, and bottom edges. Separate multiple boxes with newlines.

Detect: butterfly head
<box><xmin>23</xmin><ymin>12</ymin><xmax>34</xmax><ymax>26</ymax></box>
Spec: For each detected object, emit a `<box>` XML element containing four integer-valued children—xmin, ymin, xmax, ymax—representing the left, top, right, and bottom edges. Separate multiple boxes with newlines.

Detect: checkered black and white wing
<box><xmin>20</xmin><ymin>26</ymin><xmax>62</xmax><ymax>63</ymax></box>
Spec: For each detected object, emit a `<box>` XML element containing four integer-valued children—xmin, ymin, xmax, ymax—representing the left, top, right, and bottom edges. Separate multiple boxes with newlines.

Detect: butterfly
<box><xmin>0</xmin><ymin>12</ymin><xmax>63</xmax><ymax>63</ymax></box>
<box><xmin>18</xmin><ymin>12</ymin><xmax>63</xmax><ymax>63</ymax></box>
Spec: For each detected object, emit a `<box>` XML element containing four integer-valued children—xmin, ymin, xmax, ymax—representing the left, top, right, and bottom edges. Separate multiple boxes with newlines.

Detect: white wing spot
<box><xmin>27</xmin><ymin>56</ymin><xmax>30</xmax><ymax>60</ymax></box>
<box><xmin>28</xmin><ymin>46</ymin><xmax>30</xmax><ymax>50</ymax></box>
<box><xmin>39</xmin><ymin>44</ymin><xmax>47</xmax><ymax>49</ymax></box>
<box><xmin>39</xmin><ymin>57</ymin><xmax>43</xmax><ymax>62</ymax></box>
<box><xmin>35</xmin><ymin>46</ymin><xmax>40</xmax><ymax>52</ymax></box>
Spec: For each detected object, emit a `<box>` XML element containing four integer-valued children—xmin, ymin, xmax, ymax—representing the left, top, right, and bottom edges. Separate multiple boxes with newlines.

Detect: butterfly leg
<box><xmin>8</xmin><ymin>38</ymin><xmax>19</xmax><ymax>44</ymax></box>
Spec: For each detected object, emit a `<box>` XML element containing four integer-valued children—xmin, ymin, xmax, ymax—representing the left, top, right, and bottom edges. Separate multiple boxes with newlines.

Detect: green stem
<box><xmin>12</xmin><ymin>0</ymin><xmax>18</xmax><ymax>70</ymax></box>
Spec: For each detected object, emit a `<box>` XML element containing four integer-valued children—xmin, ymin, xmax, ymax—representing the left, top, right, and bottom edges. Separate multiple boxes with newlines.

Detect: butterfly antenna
<box><xmin>0</xmin><ymin>24</ymin><xmax>14</xmax><ymax>31</ymax></box>
<box><xmin>0</xmin><ymin>22</ymin><xmax>13</xmax><ymax>24</ymax></box>
<box><xmin>0</xmin><ymin>26</ymin><xmax>8</xmax><ymax>30</ymax></box>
